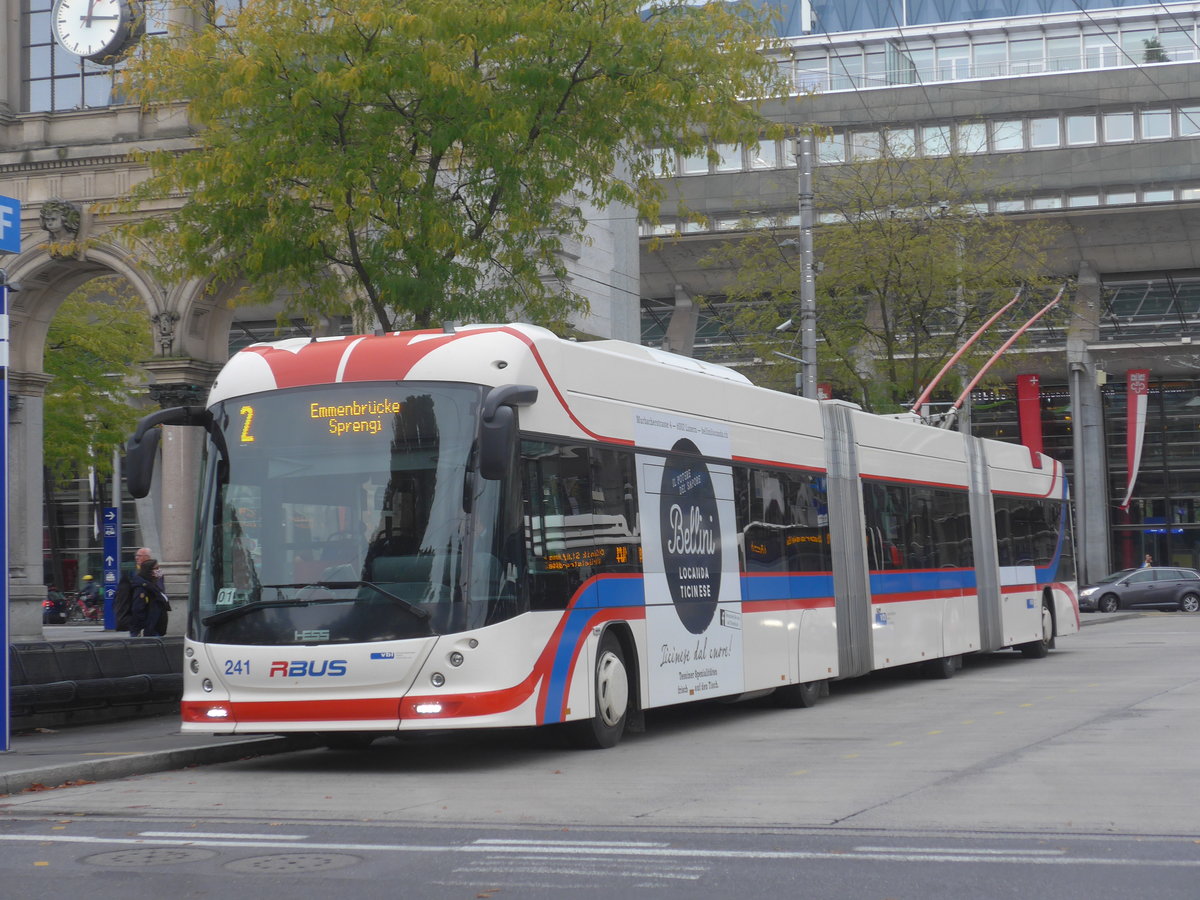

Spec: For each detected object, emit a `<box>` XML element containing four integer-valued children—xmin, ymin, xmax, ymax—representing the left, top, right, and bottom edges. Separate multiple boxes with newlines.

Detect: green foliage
<box><xmin>1143</xmin><ymin>38</ymin><xmax>1169</xmax><ymax>63</ymax></box>
<box><xmin>44</xmin><ymin>278</ymin><xmax>152</xmax><ymax>483</ymax></box>
<box><xmin>706</xmin><ymin>148</ymin><xmax>1066</xmax><ymax>412</ymax></box>
<box><xmin>118</xmin><ymin>0</ymin><xmax>785</xmax><ymax>330</ymax></box>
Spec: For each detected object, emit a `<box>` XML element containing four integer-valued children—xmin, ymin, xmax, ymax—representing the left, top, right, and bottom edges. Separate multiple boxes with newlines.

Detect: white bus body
<box><xmin>132</xmin><ymin>324</ymin><xmax>1076</xmax><ymax>746</ymax></box>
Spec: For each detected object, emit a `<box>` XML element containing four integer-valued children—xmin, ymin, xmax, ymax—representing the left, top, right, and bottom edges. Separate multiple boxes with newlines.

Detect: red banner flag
<box><xmin>1016</xmin><ymin>374</ymin><xmax>1043</xmax><ymax>458</ymax></box>
<box><xmin>1119</xmin><ymin>370</ymin><xmax>1150</xmax><ymax>511</ymax></box>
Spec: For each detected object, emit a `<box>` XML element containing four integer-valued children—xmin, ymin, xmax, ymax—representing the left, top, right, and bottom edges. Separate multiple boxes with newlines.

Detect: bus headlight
<box><xmin>448</xmin><ymin>651</ymin><xmax>464</xmax><ymax>667</ymax></box>
<box><xmin>202</xmin><ymin>678</ymin><xmax>214</xmax><ymax>692</ymax></box>
<box><xmin>430</xmin><ymin>672</ymin><xmax>445</xmax><ymax>687</ymax></box>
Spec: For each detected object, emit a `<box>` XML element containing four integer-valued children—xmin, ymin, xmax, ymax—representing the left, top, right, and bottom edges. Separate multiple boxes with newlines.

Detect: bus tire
<box><xmin>568</xmin><ymin>631</ymin><xmax>630</xmax><ymax>749</ymax></box>
<box><xmin>1019</xmin><ymin>601</ymin><xmax>1054</xmax><ymax>658</ymax></box>
<box><xmin>775</xmin><ymin>680</ymin><xmax>822</xmax><ymax>708</ymax></box>
<box><xmin>924</xmin><ymin>655</ymin><xmax>958</xmax><ymax>679</ymax></box>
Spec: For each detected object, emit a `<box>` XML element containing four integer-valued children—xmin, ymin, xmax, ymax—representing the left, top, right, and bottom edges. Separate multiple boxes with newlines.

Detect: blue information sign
<box><xmin>102</xmin><ymin>507</ymin><xmax>121</xmax><ymax>631</ymax></box>
<box><xmin>0</xmin><ymin>195</ymin><xmax>19</xmax><ymax>254</ymax></box>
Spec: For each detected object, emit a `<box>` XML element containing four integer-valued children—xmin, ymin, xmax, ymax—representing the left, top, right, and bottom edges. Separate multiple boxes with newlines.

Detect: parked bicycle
<box><xmin>65</xmin><ymin>590</ymin><xmax>102</xmax><ymax>624</ymax></box>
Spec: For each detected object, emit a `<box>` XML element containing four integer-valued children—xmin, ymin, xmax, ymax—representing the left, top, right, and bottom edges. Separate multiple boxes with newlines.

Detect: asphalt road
<box><xmin>1</xmin><ymin>613</ymin><xmax>1198</xmax><ymax>898</ymax></box>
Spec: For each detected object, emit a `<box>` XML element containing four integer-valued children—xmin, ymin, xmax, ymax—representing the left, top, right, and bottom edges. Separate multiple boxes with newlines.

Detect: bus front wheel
<box><xmin>568</xmin><ymin>631</ymin><xmax>630</xmax><ymax>749</ymax></box>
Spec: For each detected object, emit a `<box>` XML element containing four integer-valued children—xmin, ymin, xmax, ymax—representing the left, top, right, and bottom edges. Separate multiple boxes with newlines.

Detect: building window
<box><xmin>816</xmin><ymin>133</ymin><xmax>845</xmax><ymax>164</ymax></box>
<box><xmin>713</xmin><ymin>143</ymin><xmax>742</xmax><ymax>173</ymax></box>
<box><xmin>1030</xmin><ymin>117</ymin><xmax>1061</xmax><ymax>148</ymax></box>
<box><xmin>1105</xmin><ymin>190</ymin><xmax>1136</xmax><ymax>205</ymax></box>
<box><xmin>1103</xmin><ymin>112</ymin><xmax>1135</xmax><ymax>143</ymax></box>
<box><xmin>956</xmin><ymin>122</ymin><xmax>987</xmax><ymax>154</ymax></box>
<box><xmin>921</xmin><ymin>125</ymin><xmax>951</xmax><ymax>157</ymax></box>
<box><xmin>1143</xmin><ymin>189</ymin><xmax>1175</xmax><ymax>203</ymax></box>
<box><xmin>680</xmin><ymin>151</ymin><xmax>709</xmax><ymax>176</ymax></box>
<box><xmin>1068</xmin><ymin>193</ymin><xmax>1100</xmax><ymax>207</ymax></box>
<box><xmin>991</xmin><ymin>120</ymin><xmax>1024</xmax><ymax>152</ymax></box>
<box><xmin>1067</xmin><ymin>114</ymin><xmax>1098</xmax><ymax>145</ymax></box>
<box><xmin>1179</xmin><ymin>107</ymin><xmax>1200</xmax><ymax>136</ymax></box>
<box><xmin>1031</xmin><ymin>196</ymin><xmax>1063</xmax><ymax>210</ymax></box>
<box><xmin>850</xmin><ymin>131</ymin><xmax>881</xmax><ymax>160</ymax></box>
<box><xmin>1141</xmin><ymin>109</ymin><xmax>1173</xmax><ymax>140</ymax></box>
<box><xmin>749</xmin><ymin>141</ymin><xmax>779</xmax><ymax>170</ymax></box>
<box><xmin>885</xmin><ymin>128</ymin><xmax>915</xmax><ymax>157</ymax></box>
<box><xmin>22</xmin><ymin>1</ymin><xmax>169</xmax><ymax>112</ymax></box>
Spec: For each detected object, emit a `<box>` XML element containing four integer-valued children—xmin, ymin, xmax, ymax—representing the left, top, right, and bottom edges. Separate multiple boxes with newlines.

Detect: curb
<box><xmin>1079</xmin><ymin>612</ymin><xmax>1154</xmax><ymax>626</ymax></box>
<box><xmin>0</xmin><ymin>735</ymin><xmax>314</xmax><ymax>797</ymax></box>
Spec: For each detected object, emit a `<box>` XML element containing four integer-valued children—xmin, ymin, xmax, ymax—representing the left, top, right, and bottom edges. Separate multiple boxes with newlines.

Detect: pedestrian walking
<box><xmin>115</xmin><ymin>547</ymin><xmax>153</xmax><ymax>631</ymax></box>
<box><xmin>128</xmin><ymin>558</ymin><xmax>171</xmax><ymax>637</ymax></box>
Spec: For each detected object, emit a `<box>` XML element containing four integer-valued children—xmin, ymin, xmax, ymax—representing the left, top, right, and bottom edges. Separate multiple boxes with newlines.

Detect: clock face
<box><xmin>51</xmin><ymin>0</ymin><xmax>135</xmax><ymax>62</ymax></box>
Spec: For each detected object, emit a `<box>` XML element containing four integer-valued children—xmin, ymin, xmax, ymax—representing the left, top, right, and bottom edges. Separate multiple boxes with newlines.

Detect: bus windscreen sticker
<box><xmin>636</xmin><ymin>412</ymin><xmax>744</xmax><ymax>707</ymax></box>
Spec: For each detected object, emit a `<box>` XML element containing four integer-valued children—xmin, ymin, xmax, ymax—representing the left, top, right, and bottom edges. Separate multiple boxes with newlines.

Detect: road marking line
<box><xmin>0</xmin><ymin>834</ymin><xmax>1196</xmax><ymax>868</ymax></box>
<box><xmin>140</xmin><ymin>831</ymin><xmax>308</xmax><ymax>841</ymax></box>
<box><xmin>854</xmin><ymin>846</ymin><xmax>1065</xmax><ymax>856</ymax></box>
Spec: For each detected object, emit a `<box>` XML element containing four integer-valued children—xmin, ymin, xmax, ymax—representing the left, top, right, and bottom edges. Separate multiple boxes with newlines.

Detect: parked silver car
<box><xmin>1079</xmin><ymin>566</ymin><xmax>1200</xmax><ymax>613</ymax></box>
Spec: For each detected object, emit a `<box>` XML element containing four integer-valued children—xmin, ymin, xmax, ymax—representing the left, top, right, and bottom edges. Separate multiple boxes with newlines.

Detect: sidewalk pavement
<box><xmin>1</xmin><ymin>622</ymin><xmax>312</xmax><ymax>796</ymax></box>
<box><xmin>0</xmin><ymin>612</ymin><xmax>1135</xmax><ymax>797</ymax></box>
<box><xmin>0</xmin><ymin>715</ymin><xmax>313</xmax><ymax>797</ymax></box>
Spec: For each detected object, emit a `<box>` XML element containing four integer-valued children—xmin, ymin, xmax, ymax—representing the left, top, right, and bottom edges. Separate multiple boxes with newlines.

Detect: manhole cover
<box><xmin>224</xmin><ymin>853</ymin><xmax>361</xmax><ymax>874</ymax></box>
<box><xmin>85</xmin><ymin>848</ymin><xmax>217</xmax><ymax>867</ymax></box>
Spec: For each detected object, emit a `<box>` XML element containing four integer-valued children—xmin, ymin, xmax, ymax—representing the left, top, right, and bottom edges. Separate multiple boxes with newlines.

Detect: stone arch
<box><xmin>6</xmin><ymin>238</ymin><xmax>167</xmax><ymax>372</ymax></box>
<box><xmin>3</xmin><ymin>234</ymin><xmax>243</xmax><ymax>639</ymax></box>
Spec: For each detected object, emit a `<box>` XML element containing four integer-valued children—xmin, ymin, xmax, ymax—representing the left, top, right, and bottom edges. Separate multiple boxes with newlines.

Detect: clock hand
<box><xmin>83</xmin><ymin>0</ymin><xmax>96</xmax><ymax>27</ymax></box>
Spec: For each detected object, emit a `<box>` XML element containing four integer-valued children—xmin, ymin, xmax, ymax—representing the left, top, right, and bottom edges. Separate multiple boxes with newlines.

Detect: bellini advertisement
<box><xmin>635</xmin><ymin>411</ymin><xmax>744</xmax><ymax>707</ymax></box>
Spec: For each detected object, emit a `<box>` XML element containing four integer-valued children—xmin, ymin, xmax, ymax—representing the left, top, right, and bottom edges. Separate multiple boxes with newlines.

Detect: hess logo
<box><xmin>269</xmin><ymin>660</ymin><xmax>348</xmax><ymax>677</ymax></box>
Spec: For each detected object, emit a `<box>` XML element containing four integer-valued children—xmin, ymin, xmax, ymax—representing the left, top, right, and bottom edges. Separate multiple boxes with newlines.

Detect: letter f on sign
<box><xmin>0</xmin><ymin>195</ymin><xmax>20</xmax><ymax>254</ymax></box>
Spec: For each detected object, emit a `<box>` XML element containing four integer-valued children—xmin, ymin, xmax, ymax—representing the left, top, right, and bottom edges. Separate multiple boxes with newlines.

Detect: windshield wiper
<box><xmin>201</xmin><ymin>581</ymin><xmax>431</xmax><ymax>627</ymax></box>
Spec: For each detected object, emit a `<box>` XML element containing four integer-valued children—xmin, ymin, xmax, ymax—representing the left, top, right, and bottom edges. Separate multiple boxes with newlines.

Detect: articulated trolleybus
<box><xmin>127</xmin><ymin>323</ymin><xmax>1077</xmax><ymax>748</ymax></box>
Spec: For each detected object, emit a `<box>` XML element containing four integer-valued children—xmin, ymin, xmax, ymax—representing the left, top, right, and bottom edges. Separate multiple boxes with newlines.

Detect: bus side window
<box><xmin>782</xmin><ymin>470</ymin><xmax>830</xmax><ymax>572</ymax></box>
<box><xmin>589</xmin><ymin>447</ymin><xmax>642</xmax><ymax>574</ymax></box>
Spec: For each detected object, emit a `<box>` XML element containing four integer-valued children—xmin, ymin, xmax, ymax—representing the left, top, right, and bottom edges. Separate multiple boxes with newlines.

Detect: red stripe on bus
<box><xmin>742</xmin><ymin>597</ymin><xmax>836</xmax><ymax>613</ymax></box>
<box><xmin>871</xmin><ymin>588</ymin><xmax>972</xmax><ymax>603</ymax></box>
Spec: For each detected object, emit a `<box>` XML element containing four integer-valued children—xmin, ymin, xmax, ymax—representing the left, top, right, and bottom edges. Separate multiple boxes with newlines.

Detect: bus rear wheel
<box><xmin>1019</xmin><ymin>601</ymin><xmax>1053</xmax><ymax>658</ymax></box>
<box><xmin>775</xmin><ymin>680</ymin><xmax>822</xmax><ymax>708</ymax></box>
<box><xmin>568</xmin><ymin>631</ymin><xmax>630</xmax><ymax>749</ymax></box>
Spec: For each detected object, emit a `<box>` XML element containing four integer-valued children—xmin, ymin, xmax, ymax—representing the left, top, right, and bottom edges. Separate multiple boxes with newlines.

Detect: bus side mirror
<box><xmin>126</xmin><ymin>428</ymin><xmax>161</xmax><ymax>499</ymax></box>
<box><xmin>125</xmin><ymin>405</ymin><xmax>218</xmax><ymax>499</ymax></box>
<box><xmin>479</xmin><ymin>385</ymin><xmax>538</xmax><ymax>481</ymax></box>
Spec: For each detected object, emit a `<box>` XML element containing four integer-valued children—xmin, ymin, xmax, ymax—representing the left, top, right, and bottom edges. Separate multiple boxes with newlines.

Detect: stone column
<box><xmin>141</xmin><ymin>359</ymin><xmax>223</xmax><ymax>633</ymax></box>
<box><xmin>1067</xmin><ymin>261</ymin><xmax>1110</xmax><ymax>584</ymax></box>
<box><xmin>7</xmin><ymin>371</ymin><xmax>54</xmax><ymax>641</ymax></box>
<box><xmin>1</xmin><ymin>0</ymin><xmax>18</xmax><ymax>117</ymax></box>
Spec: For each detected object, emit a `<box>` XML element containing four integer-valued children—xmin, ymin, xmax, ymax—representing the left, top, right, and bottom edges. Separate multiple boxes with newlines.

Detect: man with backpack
<box><xmin>114</xmin><ymin>547</ymin><xmax>153</xmax><ymax>632</ymax></box>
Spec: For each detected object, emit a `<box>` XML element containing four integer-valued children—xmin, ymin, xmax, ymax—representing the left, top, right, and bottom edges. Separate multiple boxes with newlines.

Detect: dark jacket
<box><xmin>128</xmin><ymin>572</ymin><xmax>171</xmax><ymax>637</ymax></box>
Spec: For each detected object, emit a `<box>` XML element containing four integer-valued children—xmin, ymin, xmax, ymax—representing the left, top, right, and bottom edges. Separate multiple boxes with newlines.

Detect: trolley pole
<box><xmin>796</xmin><ymin>134</ymin><xmax>818</xmax><ymax>400</ymax></box>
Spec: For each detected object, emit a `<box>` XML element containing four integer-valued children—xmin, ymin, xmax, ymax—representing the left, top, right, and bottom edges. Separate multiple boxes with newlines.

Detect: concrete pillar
<box><xmin>663</xmin><ymin>284</ymin><xmax>698</xmax><ymax>356</ymax></box>
<box><xmin>1</xmin><ymin>0</ymin><xmax>18</xmax><ymax>117</ymax></box>
<box><xmin>1067</xmin><ymin>261</ymin><xmax>1110</xmax><ymax>584</ymax></box>
<box><xmin>141</xmin><ymin>359</ymin><xmax>222</xmax><ymax>633</ymax></box>
<box><xmin>7</xmin><ymin>371</ymin><xmax>54</xmax><ymax>640</ymax></box>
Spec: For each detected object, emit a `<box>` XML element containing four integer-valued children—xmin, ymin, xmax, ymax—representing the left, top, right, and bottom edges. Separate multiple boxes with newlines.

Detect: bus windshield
<box><xmin>192</xmin><ymin>382</ymin><xmax>524</xmax><ymax>645</ymax></box>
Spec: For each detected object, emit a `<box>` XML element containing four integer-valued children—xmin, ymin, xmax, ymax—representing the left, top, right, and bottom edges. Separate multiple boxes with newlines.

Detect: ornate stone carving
<box><xmin>146</xmin><ymin>382</ymin><xmax>207</xmax><ymax>408</ymax></box>
<box><xmin>39</xmin><ymin>198</ymin><xmax>82</xmax><ymax>257</ymax></box>
<box><xmin>151</xmin><ymin>310</ymin><xmax>181</xmax><ymax>356</ymax></box>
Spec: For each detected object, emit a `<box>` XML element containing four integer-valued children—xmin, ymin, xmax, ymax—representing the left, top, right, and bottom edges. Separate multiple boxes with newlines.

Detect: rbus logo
<box><xmin>269</xmin><ymin>660</ymin><xmax>348</xmax><ymax>677</ymax></box>
<box><xmin>659</xmin><ymin>437</ymin><xmax>721</xmax><ymax>634</ymax></box>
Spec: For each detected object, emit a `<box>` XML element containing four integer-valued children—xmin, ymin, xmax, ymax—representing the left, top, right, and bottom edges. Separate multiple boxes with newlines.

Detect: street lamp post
<box><xmin>795</xmin><ymin>133</ymin><xmax>817</xmax><ymax>400</ymax></box>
